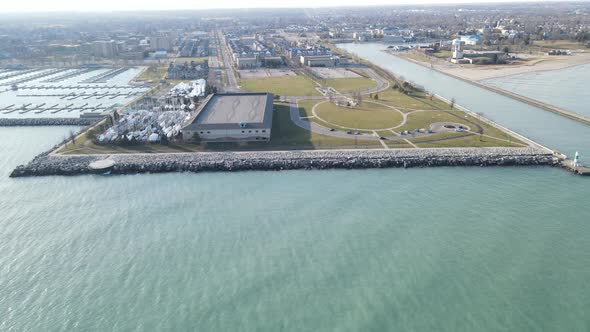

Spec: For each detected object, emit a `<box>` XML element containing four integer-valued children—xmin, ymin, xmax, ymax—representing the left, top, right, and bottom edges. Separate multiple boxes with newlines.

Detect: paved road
<box><xmin>357</xmin><ymin>68</ymin><xmax>390</xmax><ymax>95</ymax></box>
<box><xmin>216</xmin><ymin>30</ymin><xmax>240</xmax><ymax>93</ymax></box>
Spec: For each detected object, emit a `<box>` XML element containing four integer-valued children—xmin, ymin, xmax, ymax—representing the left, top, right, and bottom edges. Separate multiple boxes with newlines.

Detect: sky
<box><xmin>1</xmin><ymin>0</ymin><xmax>557</xmax><ymax>13</ymax></box>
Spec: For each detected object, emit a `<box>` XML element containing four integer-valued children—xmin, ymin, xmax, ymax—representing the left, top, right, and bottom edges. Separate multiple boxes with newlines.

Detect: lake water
<box><xmin>483</xmin><ymin>63</ymin><xmax>590</xmax><ymax>118</ymax></box>
<box><xmin>1</xmin><ymin>44</ymin><xmax>589</xmax><ymax>331</ymax></box>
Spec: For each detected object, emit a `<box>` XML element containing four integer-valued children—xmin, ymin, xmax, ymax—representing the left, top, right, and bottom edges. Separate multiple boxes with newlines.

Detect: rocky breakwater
<box><xmin>10</xmin><ymin>147</ymin><xmax>561</xmax><ymax>177</ymax></box>
<box><xmin>0</xmin><ymin>118</ymin><xmax>98</xmax><ymax>126</ymax></box>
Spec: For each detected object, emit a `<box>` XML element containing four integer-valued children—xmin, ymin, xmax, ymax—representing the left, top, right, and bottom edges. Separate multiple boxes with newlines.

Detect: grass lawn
<box><xmin>413</xmin><ymin>92</ymin><xmax>454</xmax><ymax>110</ymax></box>
<box><xmin>383</xmin><ymin>141</ymin><xmax>414</xmax><ymax>149</ymax></box>
<box><xmin>532</xmin><ymin>40</ymin><xmax>588</xmax><ymax>50</ymax></box>
<box><xmin>58</xmin><ymin>103</ymin><xmax>382</xmax><ymax>154</ymax></box>
<box><xmin>297</xmin><ymin>99</ymin><xmax>322</xmax><ymax>117</ymax></box>
<box><xmin>396</xmin><ymin>110</ymin><xmax>525</xmax><ymax>145</ymax></box>
<box><xmin>323</xmin><ymin>77</ymin><xmax>377</xmax><ymax>93</ymax></box>
<box><xmin>375</xmin><ymin>129</ymin><xmax>396</xmax><ymax>136</ymax></box>
<box><xmin>240</xmin><ymin>75</ymin><xmax>321</xmax><ymax>97</ymax></box>
<box><xmin>346</xmin><ymin>68</ymin><xmax>370</xmax><ymax>78</ymax></box>
<box><xmin>268</xmin><ymin>103</ymin><xmax>381</xmax><ymax>149</ymax></box>
<box><xmin>136</xmin><ymin>66</ymin><xmax>167</xmax><ymax>82</ymax></box>
<box><xmin>175</xmin><ymin>57</ymin><xmax>209</xmax><ymax>63</ymax></box>
<box><xmin>409</xmin><ymin>132</ymin><xmax>522</xmax><ymax>148</ymax></box>
<box><xmin>314</xmin><ymin>101</ymin><xmax>403</xmax><ymax>130</ymax></box>
<box><xmin>373</xmin><ymin>88</ymin><xmax>451</xmax><ymax>111</ymax></box>
<box><xmin>431</xmin><ymin>50</ymin><xmax>452</xmax><ymax>59</ymax></box>
<box><xmin>398</xmin><ymin>52</ymin><xmax>430</xmax><ymax>63</ymax></box>
<box><xmin>307</xmin><ymin>117</ymin><xmax>375</xmax><ymax>134</ymax></box>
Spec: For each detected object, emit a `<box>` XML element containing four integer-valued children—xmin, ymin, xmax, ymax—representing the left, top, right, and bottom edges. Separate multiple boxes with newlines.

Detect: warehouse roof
<box><xmin>184</xmin><ymin>93</ymin><xmax>273</xmax><ymax>130</ymax></box>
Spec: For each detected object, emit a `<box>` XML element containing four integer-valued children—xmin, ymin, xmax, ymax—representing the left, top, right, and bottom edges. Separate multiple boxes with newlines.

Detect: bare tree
<box><xmin>69</xmin><ymin>130</ymin><xmax>76</xmax><ymax>145</ymax></box>
<box><xmin>450</xmin><ymin>97</ymin><xmax>456</xmax><ymax>110</ymax></box>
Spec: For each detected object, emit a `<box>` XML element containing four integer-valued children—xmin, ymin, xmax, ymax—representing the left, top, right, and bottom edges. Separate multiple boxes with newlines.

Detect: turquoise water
<box><xmin>484</xmin><ymin>64</ymin><xmax>590</xmax><ymax>118</ymax></box>
<box><xmin>2</xmin><ymin>45</ymin><xmax>590</xmax><ymax>331</ymax></box>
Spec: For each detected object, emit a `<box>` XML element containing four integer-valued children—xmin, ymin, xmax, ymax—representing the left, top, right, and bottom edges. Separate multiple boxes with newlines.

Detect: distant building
<box><xmin>300</xmin><ymin>55</ymin><xmax>335</xmax><ymax>67</ymax></box>
<box><xmin>236</xmin><ymin>57</ymin><xmax>258</xmax><ymax>69</ymax></box>
<box><xmin>460</xmin><ymin>35</ymin><xmax>481</xmax><ymax>46</ymax></box>
<box><xmin>383</xmin><ymin>35</ymin><xmax>405</xmax><ymax>43</ymax></box>
<box><xmin>417</xmin><ymin>46</ymin><xmax>435</xmax><ymax>55</ymax></box>
<box><xmin>182</xmin><ymin>93</ymin><xmax>274</xmax><ymax>142</ymax></box>
<box><xmin>150</xmin><ymin>36</ymin><xmax>174</xmax><ymax>51</ymax></box>
<box><xmin>153</xmin><ymin>51</ymin><xmax>168</xmax><ymax>59</ymax></box>
<box><xmin>451</xmin><ymin>38</ymin><xmax>466</xmax><ymax>63</ymax></box>
<box><xmin>92</xmin><ymin>40</ymin><xmax>118</xmax><ymax>58</ymax></box>
<box><xmin>451</xmin><ymin>38</ymin><xmax>506</xmax><ymax>64</ymax></box>
<box><xmin>167</xmin><ymin>61</ymin><xmax>208</xmax><ymax>80</ymax></box>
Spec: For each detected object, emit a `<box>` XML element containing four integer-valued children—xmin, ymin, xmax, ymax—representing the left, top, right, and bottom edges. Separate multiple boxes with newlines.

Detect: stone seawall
<box><xmin>10</xmin><ymin>148</ymin><xmax>561</xmax><ymax>177</ymax></box>
<box><xmin>0</xmin><ymin>118</ymin><xmax>99</xmax><ymax>127</ymax></box>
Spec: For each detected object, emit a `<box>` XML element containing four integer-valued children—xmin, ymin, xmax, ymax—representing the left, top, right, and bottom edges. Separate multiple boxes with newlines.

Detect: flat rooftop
<box><xmin>187</xmin><ymin>93</ymin><xmax>273</xmax><ymax>129</ymax></box>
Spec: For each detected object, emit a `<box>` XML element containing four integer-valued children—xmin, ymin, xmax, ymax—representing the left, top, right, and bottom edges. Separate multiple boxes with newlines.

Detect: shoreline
<box><xmin>10</xmin><ymin>147</ymin><xmax>561</xmax><ymax>177</ymax></box>
<box><xmin>477</xmin><ymin>60</ymin><xmax>590</xmax><ymax>82</ymax></box>
<box><xmin>391</xmin><ymin>52</ymin><xmax>590</xmax><ymax>126</ymax></box>
<box><xmin>391</xmin><ymin>50</ymin><xmax>590</xmax><ymax>81</ymax></box>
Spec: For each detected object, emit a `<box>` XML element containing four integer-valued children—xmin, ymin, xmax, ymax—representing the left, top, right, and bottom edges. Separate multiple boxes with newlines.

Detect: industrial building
<box><xmin>236</xmin><ymin>57</ymin><xmax>258</xmax><ymax>69</ymax></box>
<box><xmin>300</xmin><ymin>54</ymin><xmax>336</xmax><ymax>67</ymax></box>
<box><xmin>451</xmin><ymin>38</ymin><xmax>506</xmax><ymax>64</ymax></box>
<box><xmin>92</xmin><ymin>40</ymin><xmax>119</xmax><ymax>58</ymax></box>
<box><xmin>228</xmin><ymin>35</ymin><xmax>283</xmax><ymax>69</ymax></box>
<box><xmin>150</xmin><ymin>36</ymin><xmax>175</xmax><ymax>51</ymax></box>
<box><xmin>182</xmin><ymin>93</ymin><xmax>274</xmax><ymax>142</ymax></box>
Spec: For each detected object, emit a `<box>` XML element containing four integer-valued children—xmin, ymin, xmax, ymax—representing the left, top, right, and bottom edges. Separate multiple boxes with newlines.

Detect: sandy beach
<box><xmin>393</xmin><ymin>50</ymin><xmax>590</xmax><ymax>81</ymax></box>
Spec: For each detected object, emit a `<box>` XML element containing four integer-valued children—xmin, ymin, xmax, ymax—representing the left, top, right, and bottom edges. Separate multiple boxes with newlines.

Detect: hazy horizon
<box><xmin>1</xmin><ymin>0</ymin><xmax>572</xmax><ymax>13</ymax></box>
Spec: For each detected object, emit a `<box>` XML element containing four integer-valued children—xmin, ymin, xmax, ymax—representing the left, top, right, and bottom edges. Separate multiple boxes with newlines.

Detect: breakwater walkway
<box><xmin>11</xmin><ymin>147</ymin><xmax>560</xmax><ymax>177</ymax></box>
<box><xmin>0</xmin><ymin>117</ymin><xmax>99</xmax><ymax>126</ymax></box>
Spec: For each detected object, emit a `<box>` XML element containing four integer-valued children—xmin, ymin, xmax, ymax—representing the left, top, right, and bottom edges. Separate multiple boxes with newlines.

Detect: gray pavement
<box><xmin>216</xmin><ymin>30</ymin><xmax>240</xmax><ymax>93</ymax></box>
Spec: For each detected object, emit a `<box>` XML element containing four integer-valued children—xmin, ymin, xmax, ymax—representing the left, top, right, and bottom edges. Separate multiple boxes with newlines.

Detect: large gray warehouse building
<box><xmin>182</xmin><ymin>93</ymin><xmax>274</xmax><ymax>142</ymax></box>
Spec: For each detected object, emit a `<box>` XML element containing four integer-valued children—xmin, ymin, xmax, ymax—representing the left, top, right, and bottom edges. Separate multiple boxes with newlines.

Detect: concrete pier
<box><xmin>562</xmin><ymin>160</ymin><xmax>590</xmax><ymax>176</ymax></box>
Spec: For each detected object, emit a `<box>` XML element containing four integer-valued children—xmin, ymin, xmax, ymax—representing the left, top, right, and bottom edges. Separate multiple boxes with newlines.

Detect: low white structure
<box><xmin>300</xmin><ymin>55</ymin><xmax>335</xmax><ymax>67</ymax></box>
<box><xmin>452</xmin><ymin>38</ymin><xmax>464</xmax><ymax>60</ymax></box>
<box><xmin>169</xmin><ymin>79</ymin><xmax>206</xmax><ymax>98</ymax></box>
<box><xmin>98</xmin><ymin>110</ymin><xmax>190</xmax><ymax>143</ymax></box>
